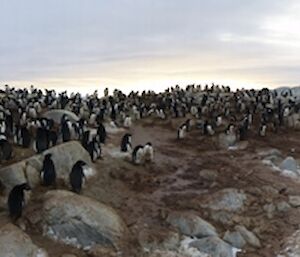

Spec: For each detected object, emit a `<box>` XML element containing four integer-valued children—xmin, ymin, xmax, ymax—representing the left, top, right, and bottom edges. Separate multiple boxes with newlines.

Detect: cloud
<box><xmin>0</xmin><ymin>0</ymin><xmax>299</xmax><ymax>92</ymax></box>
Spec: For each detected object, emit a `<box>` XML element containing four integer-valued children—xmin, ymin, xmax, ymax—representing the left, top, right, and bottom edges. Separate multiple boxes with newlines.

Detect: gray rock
<box><xmin>235</xmin><ymin>225</ymin><xmax>261</xmax><ymax>248</ymax></box>
<box><xmin>279</xmin><ymin>156</ymin><xmax>298</xmax><ymax>173</ymax></box>
<box><xmin>289</xmin><ymin>196</ymin><xmax>300</xmax><ymax>207</ymax></box>
<box><xmin>263</xmin><ymin>203</ymin><xmax>276</xmax><ymax>219</ymax></box>
<box><xmin>276</xmin><ymin>201</ymin><xmax>291</xmax><ymax>212</ymax></box>
<box><xmin>258</xmin><ymin>149</ymin><xmax>282</xmax><ymax>158</ymax></box>
<box><xmin>223</xmin><ymin>231</ymin><xmax>246</xmax><ymax>249</ymax></box>
<box><xmin>0</xmin><ymin>141</ymin><xmax>92</xmax><ymax>194</ymax></box>
<box><xmin>41</xmin><ymin>190</ymin><xmax>128</xmax><ymax>250</ymax></box>
<box><xmin>42</xmin><ymin>110</ymin><xmax>79</xmax><ymax>123</ymax></box>
<box><xmin>211</xmin><ymin>211</ymin><xmax>234</xmax><ymax>225</ymax></box>
<box><xmin>202</xmin><ymin>188</ymin><xmax>247</xmax><ymax>212</ymax></box>
<box><xmin>219</xmin><ymin>133</ymin><xmax>237</xmax><ymax>148</ymax></box>
<box><xmin>0</xmin><ymin>161</ymin><xmax>27</xmax><ymax>195</ymax></box>
<box><xmin>167</xmin><ymin>212</ymin><xmax>218</xmax><ymax>238</ymax></box>
<box><xmin>189</xmin><ymin>236</ymin><xmax>239</xmax><ymax>257</ymax></box>
<box><xmin>0</xmin><ymin>223</ymin><xmax>48</xmax><ymax>257</ymax></box>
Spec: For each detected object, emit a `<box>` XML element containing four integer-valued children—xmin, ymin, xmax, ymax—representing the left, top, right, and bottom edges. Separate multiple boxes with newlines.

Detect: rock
<box><xmin>199</xmin><ymin>169</ymin><xmax>218</xmax><ymax>181</ymax></box>
<box><xmin>279</xmin><ymin>157</ymin><xmax>298</xmax><ymax>173</ymax></box>
<box><xmin>201</xmin><ymin>188</ymin><xmax>247</xmax><ymax>212</ymax></box>
<box><xmin>138</xmin><ymin>227</ymin><xmax>180</xmax><ymax>251</ymax></box>
<box><xmin>223</xmin><ymin>230</ymin><xmax>246</xmax><ymax>249</ymax></box>
<box><xmin>167</xmin><ymin>212</ymin><xmax>218</xmax><ymax>238</ymax></box>
<box><xmin>263</xmin><ymin>203</ymin><xmax>276</xmax><ymax>219</ymax></box>
<box><xmin>276</xmin><ymin>201</ymin><xmax>291</xmax><ymax>212</ymax></box>
<box><xmin>189</xmin><ymin>236</ymin><xmax>241</xmax><ymax>257</ymax></box>
<box><xmin>278</xmin><ymin>229</ymin><xmax>300</xmax><ymax>256</ymax></box>
<box><xmin>41</xmin><ymin>190</ymin><xmax>128</xmax><ymax>250</ymax></box>
<box><xmin>211</xmin><ymin>211</ymin><xmax>234</xmax><ymax>225</ymax></box>
<box><xmin>61</xmin><ymin>255</ymin><xmax>77</xmax><ymax>257</ymax></box>
<box><xmin>0</xmin><ymin>141</ymin><xmax>92</xmax><ymax>194</ymax></box>
<box><xmin>289</xmin><ymin>196</ymin><xmax>300</xmax><ymax>207</ymax></box>
<box><xmin>0</xmin><ymin>161</ymin><xmax>27</xmax><ymax>194</ymax></box>
<box><xmin>235</xmin><ymin>225</ymin><xmax>261</xmax><ymax>248</ymax></box>
<box><xmin>42</xmin><ymin>110</ymin><xmax>79</xmax><ymax>123</ymax></box>
<box><xmin>219</xmin><ymin>133</ymin><xmax>237</xmax><ymax>148</ymax></box>
<box><xmin>0</xmin><ymin>223</ymin><xmax>48</xmax><ymax>257</ymax></box>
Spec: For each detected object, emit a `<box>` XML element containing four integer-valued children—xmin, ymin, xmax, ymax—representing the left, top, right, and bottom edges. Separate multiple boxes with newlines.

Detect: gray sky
<box><xmin>0</xmin><ymin>0</ymin><xmax>299</xmax><ymax>94</ymax></box>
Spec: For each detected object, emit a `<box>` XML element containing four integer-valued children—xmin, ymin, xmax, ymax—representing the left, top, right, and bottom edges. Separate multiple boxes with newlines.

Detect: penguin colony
<box><xmin>0</xmin><ymin>84</ymin><xmax>299</xmax><ymax>221</ymax></box>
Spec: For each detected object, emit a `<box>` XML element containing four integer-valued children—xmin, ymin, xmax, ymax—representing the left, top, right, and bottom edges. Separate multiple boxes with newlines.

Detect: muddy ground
<box><xmin>2</xmin><ymin>117</ymin><xmax>300</xmax><ymax>257</ymax></box>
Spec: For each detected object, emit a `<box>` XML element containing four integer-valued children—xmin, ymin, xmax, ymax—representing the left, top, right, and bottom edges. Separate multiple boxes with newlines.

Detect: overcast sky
<box><xmin>0</xmin><ymin>0</ymin><xmax>299</xmax><ymax>94</ymax></box>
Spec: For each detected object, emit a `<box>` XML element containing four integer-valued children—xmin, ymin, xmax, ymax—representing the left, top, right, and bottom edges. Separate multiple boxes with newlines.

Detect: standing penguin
<box><xmin>132</xmin><ymin>145</ymin><xmax>145</xmax><ymax>165</ymax></box>
<box><xmin>7</xmin><ymin>183</ymin><xmax>31</xmax><ymax>221</ymax></box>
<box><xmin>97</xmin><ymin>123</ymin><xmax>107</xmax><ymax>144</ymax></box>
<box><xmin>120</xmin><ymin>133</ymin><xmax>132</xmax><ymax>152</ymax></box>
<box><xmin>143</xmin><ymin>142</ymin><xmax>154</xmax><ymax>163</ymax></box>
<box><xmin>0</xmin><ymin>133</ymin><xmax>12</xmax><ymax>161</ymax></box>
<box><xmin>69</xmin><ymin>160</ymin><xmax>87</xmax><ymax>194</ymax></box>
<box><xmin>34</xmin><ymin>127</ymin><xmax>49</xmax><ymax>153</ymax></box>
<box><xmin>41</xmin><ymin>153</ymin><xmax>56</xmax><ymax>186</ymax></box>
<box><xmin>177</xmin><ymin>123</ymin><xmax>187</xmax><ymax>139</ymax></box>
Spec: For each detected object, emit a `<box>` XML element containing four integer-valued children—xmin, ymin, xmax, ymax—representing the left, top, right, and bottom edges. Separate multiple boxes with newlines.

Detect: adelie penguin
<box><xmin>177</xmin><ymin>123</ymin><xmax>187</xmax><ymax>139</ymax></box>
<box><xmin>41</xmin><ymin>153</ymin><xmax>56</xmax><ymax>186</ymax></box>
<box><xmin>132</xmin><ymin>145</ymin><xmax>145</xmax><ymax>165</ymax></box>
<box><xmin>69</xmin><ymin>160</ymin><xmax>87</xmax><ymax>194</ymax></box>
<box><xmin>7</xmin><ymin>183</ymin><xmax>31</xmax><ymax>221</ymax></box>
<box><xmin>87</xmin><ymin>137</ymin><xmax>101</xmax><ymax>162</ymax></box>
<box><xmin>97</xmin><ymin>123</ymin><xmax>107</xmax><ymax>144</ymax></box>
<box><xmin>143</xmin><ymin>142</ymin><xmax>154</xmax><ymax>163</ymax></box>
<box><xmin>121</xmin><ymin>133</ymin><xmax>132</xmax><ymax>152</ymax></box>
<box><xmin>0</xmin><ymin>133</ymin><xmax>12</xmax><ymax>161</ymax></box>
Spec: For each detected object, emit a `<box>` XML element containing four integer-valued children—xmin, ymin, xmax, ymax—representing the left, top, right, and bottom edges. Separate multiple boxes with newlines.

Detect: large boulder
<box><xmin>167</xmin><ymin>212</ymin><xmax>218</xmax><ymax>238</ymax></box>
<box><xmin>41</xmin><ymin>190</ymin><xmax>128</xmax><ymax>250</ymax></box>
<box><xmin>201</xmin><ymin>188</ymin><xmax>247</xmax><ymax>213</ymax></box>
<box><xmin>0</xmin><ymin>223</ymin><xmax>48</xmax><ymax>257</ymax></box>
<box><xmin>42</xmin><ymin>110</ymin><xmax>79</xmax><ymax>123</ymax></box>
<box><xmin>0</xmin><ymin>141</ymin><xmax>92</xmax><ymax>194</ymax></box>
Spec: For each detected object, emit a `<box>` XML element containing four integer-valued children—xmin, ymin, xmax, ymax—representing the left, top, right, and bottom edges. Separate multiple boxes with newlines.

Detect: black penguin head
<box><xmin>146</xmin><ymin>142</ymin><xmax>152</xmax><ymax>146</ymax></box>
<box><xmin>45</xmin><ymin>153</ymin><xmax>52</xmax><ymax>159</ymax></box>
<box><xmin>76</xmin><ymin>160</ymin><xmax>87</xmax><ymax>167</ymax></box>
<box><xmin>20</xmin><ymin>183</ymin><xmax>31</xmax><ymax>191</ymax></box>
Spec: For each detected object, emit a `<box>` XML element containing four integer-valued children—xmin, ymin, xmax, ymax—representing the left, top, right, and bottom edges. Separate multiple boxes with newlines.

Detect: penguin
<box><xmin>206</xmin><ymin>124</ymin><xmax>215</xmax><ymax>136</ymax></box>
<box><xmin>120</xmin><ymin>133</ymin><xmax>132</xmax><ymax>152</ymax></box>
<box><xmin>97</xmin><ymin>123</ymin><xmax>107</xmax><ymax>144</ymax></box>
<box><xmin>61</xmin><ymin>118</ymin><xmax>72</xmax><ymax>142</ymax></box>
<box><xmin>7</xmin><ymin>183</ymin><xmax>31</xmax><ymax>221</ymax></box>
<box><xmin>34</xmin><ymin>127</ymin><xmax>49</xmax><ymax>153</ymax></box>
<box><xmin>143</xmin><ymin>142</ymin><xmax>154</xmax><ymax>163</ymax></box>
<box><xmin>177</xmin><ymin>123</ymin><xmax>187</xmax><ymax>139</ymax></box>
<box><xmin>0</xmin><ymin>133</ymin><xmax>12</xmax><ymax>161</ymax></box>
<box><xmin>132</xmin><ymin>145</ymin><xmax>145</xmax><ymax>165</ymax></box>
<box><xmin>87</xmin><ymin>137</ymin><xmax>101</xmax><ymax>162</ymax></box>
<box><xmin>41</xmin><ymin>153</ymin><xmax>56</xmax><ymax>186</ymax></box>
<box><xmin>69</xmin><ymin>160</ymin><xmax>87</xmax><ymax>194</ymax></box>
<box><xmin>15</xmin><ymin>125</ymin><xmax>31</xmax><ymax>148</ymax></box>
<box><xmin>259</xmin><ymin>123</ymin><xmax>267</xmax><ymax>137</ymax></box>
<box><xmin>123</xmin><ymin>115</ymin><xmax>132</xmax><ymax>128</ymax></box>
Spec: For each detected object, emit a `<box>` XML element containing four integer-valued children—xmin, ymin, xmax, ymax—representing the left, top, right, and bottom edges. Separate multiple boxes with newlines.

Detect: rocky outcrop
<box><xmin>0</xmin><ymin>141</ymin><xmax>93</xmax><ymax>194</ymax></box>
<box><xmin>41</xmin><ymin>190</ymin><xmax>128</xmax><ymax>250</ymax></box>
<box><xmin>0</xmin><ymin>223</ymin><xmax>48</xmax><ymax>257</ymax></box>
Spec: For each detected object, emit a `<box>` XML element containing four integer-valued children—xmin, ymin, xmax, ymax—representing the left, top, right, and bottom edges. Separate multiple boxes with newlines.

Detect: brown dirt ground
<box><xmin>2</xmin><ymin>117</ymin><xmax>300</xmax><ymax>257</ymax></box>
